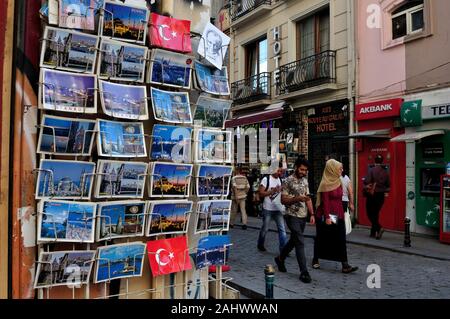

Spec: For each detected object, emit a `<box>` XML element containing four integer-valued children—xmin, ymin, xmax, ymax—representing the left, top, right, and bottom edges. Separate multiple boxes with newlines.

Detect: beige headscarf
<box><xmin>315</xmin><ymin>159</ymin><xmax>343</xmax><ymax>208</ymax></box>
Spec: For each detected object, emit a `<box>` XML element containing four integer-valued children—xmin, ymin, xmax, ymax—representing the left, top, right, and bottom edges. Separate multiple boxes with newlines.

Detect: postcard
<box><xmin>95</xmin><ymin>160</ymin><xmax>148</xmax><ymax>198</ymax></box>
<box><xmin>195</xmin><ymin>235</ymin><xmax>231</xmax><ymax>269</ymax></box>
<box><xmin>94</xmin><ymin>242</ymin><xmax>146</xmax><ymax>283</ymax></box>
<box><xmin>194</xmin><ymin>129</ymin><xmax>232</xmax><ymax>164</ymax></box>
<box><xmin>96</xmin><ymin>200</ymin><xmax>147</xmax><ymax>241</ymax></box>
<box><xmin>35</xmin><ymin>159</ymin><xmax>96</xmax><ymax>200</ymax></box>
<box><xmin>194</xmin><ymin>61</ymin><xmax>230</xmax><ymax>96</ymax></box>
<box><xmin>98</xmin><ymin>38</ymin><xmax>148</xmax><ymax>83</ymax></box>
<box><xmin>101</xmin><ymin>1</ymin><xmax>149</xmax><ymax>44</ymax></box>
<box><xmin>146</xmin><ymin>200</ymin><xmax>193</xmax><ymax>237</ymax></box>
<box><xmin>97</xmin><ymin>119</ymin><xmax>147</xmax><ymax>157</ymax></box>
<box><xmin>149</xmin><ymin>162</ymin><xmax>193</xmax><ymax>198</ymax></box>
<box><xmin>47</xmin><ymin>0</ymin><xmax>59</xmax><ymax>25</ymax></box>
<box><xmin>37</xmin><ymin>114</ymin><xmax>96</xmax><ymax>156</ymax></box>
<box><xmin>150</xmin><ymin>124</ymin><xmax>192</xmax><ymax>162</ymax></box>
<box><xmin>197</xmin><ymin>22</ymin><xmax>230</xmax><ymax>70</ymax></box>
<box><xmin>39</xmin><ymin>69</ymin><xmax>97</xmax><ymax>113</ymax></box>
<box><xmin>197</xmin><ymin>165</ymin><xmax>232</xmax><ymax>197</ymax></box>
<box><xmin>40</xmin><ymin>26</ymin><xmax>98</xmax><ymax>73</ymax></box>
<box><xmin>99</xmin><ymin>80</ymin><xmax>149</xmax><ymax>120</ymax></box>
<box><xmin>37</xmin><ymin>200</ymin><xmax>97</xmax><ymax>243</ymax></box>
<box><xmin>185</xmin><ymin>253</ymin><xmax>207</xmax><ymax>299</ymax></box>
<box><xmin>194</xmin><ymin>200</ymin><xmax>231</xmax><ymax>234</ymax></box>
<box><xmin>149</xmin><ymin>13</ymin><xmax>191</xmax><ymax>53</ymax></box>
<box><xmin>146</xmin><ymin>236</ymin><xmax>191</xmax><ymax>276</ymax></box>
<box><xmin>148</xmin><ymin>49</ymin><xmax>192</xmax><ymax>89</ymax></box>
<box><xmin>194</xmin><ymin>95</ymin><xmax>231</xmax><ymax>129</ymax></box>
<box><xmin>150</xmin><ymin>87</ymin><xmax>192</xmax><ymax>124</ymax></box>
<box><xmin>34</xmin><ymin>250</ymin><xmax>96</xmax><ymax>289</ymax></box>
<box><xmin>59</xmin><ymin>0</ymin><xmax>95</xmax><ymax>31</ymax></box>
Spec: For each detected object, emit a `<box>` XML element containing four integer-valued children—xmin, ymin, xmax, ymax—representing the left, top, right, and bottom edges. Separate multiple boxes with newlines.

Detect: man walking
<box><xmin>230</xmin><ymin>167</ymin><xmax>250</xmax><ymax>230</ymax></box>
<box><xmin>364</xmin><ymin>154</ymin><xmax>390</xmax><ymax>239</ymax></box>
<box><xmin>274</xmin><ymin>158</ymin><xmax>315</xmax><ymax>284</ymax></box>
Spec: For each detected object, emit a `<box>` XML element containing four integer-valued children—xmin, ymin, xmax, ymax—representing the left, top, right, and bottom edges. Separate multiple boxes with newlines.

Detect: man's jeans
<box><xmin>257</xmin><ymin>209</ymin><xmax>288</xmax><ymax>253</ymax></box>
<box><xmin>280</xmin><ymin>215</ymin><xmax>308</xmax><ymax>274</ymax></box>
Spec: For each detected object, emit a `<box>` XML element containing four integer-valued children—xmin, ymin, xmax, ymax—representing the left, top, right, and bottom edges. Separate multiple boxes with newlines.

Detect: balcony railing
<box><xmin>231</xmin><ymin>0</ymin><xmax>272</xmax><ymax>21</ymax></box>
<box><xmin>278</xmin><ymin>50</ymin><xmax>336</xmax><ymax>95</ymax></box>
<box><xmin>231</xmin><ymin>72</ymin><xmax>271</xmax><ymax>104</ymax></box>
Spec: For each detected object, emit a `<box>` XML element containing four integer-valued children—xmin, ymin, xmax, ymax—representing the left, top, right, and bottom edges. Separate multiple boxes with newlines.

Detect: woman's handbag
<box><xmin>345</xmin><ymin>210</ymin><xmax>352</xmax><ymax>235</ymax></box>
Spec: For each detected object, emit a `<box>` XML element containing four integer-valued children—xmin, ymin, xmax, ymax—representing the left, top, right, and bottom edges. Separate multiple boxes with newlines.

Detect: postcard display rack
<box><xmin>33</xmin><ymin>1</ymin><xmax>233</xmax><ymax>299</ymax></box>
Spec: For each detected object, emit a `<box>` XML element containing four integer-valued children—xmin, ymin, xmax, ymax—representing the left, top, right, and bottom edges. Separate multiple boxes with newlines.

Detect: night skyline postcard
<box><xmin>194</xmin><ymin>61</ymin><xmax>230</xmax><ymax>96</ymax></box>
<box><xmin>194</xmin><ymin>95</ymin><xmax>231</xmax><ymax>129</ymax></box>
<box><xmin>146</xmin><ymin>200</ymin><xmax>193</xmax><ymax>237</ymax></box>
<box><xmin>36</xmin><ymin>159</ymin><xmax>96</xmax><ymax>200</ymax></box>
<box><xmin>59</xmin><ymin>0</ymin><xmax>95</xmax><ymax>31</ymax></box>
<box><xmin>151</xmin><ymin>87</ymin><xmax>192</xmax><ymax>124</ymax></box>
<box><xmin>38</xmin><ymin>115</ymin><xmax>96</xmax><ymax>156</ymax></box>
<box><xmin>150</xmin><ymin>162</ymin><xmax>193</xmax><ymax>198</ymax></box>
<box><xmin>95</xmin><ymin>242</ymin><xmax>146</xmax><ymax>283</ymax></box>
<box><xmin>149</xmin><ymin>49</ymin><xmax>192</xmax><ymax>89</ymax></box>
<box><xmin>38</xmin><ymin>200</ymin><xmax>97</xmax><ymax>243</ymax></box>
<box><xmin>34</xmin><ymin>250</ymin><xmax>96</xmax><ymax>289</ymax></box>
<box><xmin>195</xmin><ymin>200</ymin><xmax>231</xmax><ymax>234</ymax></box>
<box><xmin>151</xmin><ymin>124</ymin><xmax>192</xmax><ymax>162</ymax></box>
<box><xmin>41</xmin><ymin>26</ymin><xmax>98</xmax><ymax>73</ymax></box>
<box><xmin>98</xmin><ymin>38</ymin><xmax>147</xmax><ymax>83</ymax></box>
<box><xmin>195</xmin><ymin>235</ymin><xmax>231</xmax><ymax>269</ymax></box>
<box><xmin>197</xmin><ymin>165</ymin><xmax>232</xmax><ymax>197</ymax></box>
<box><xmin>40</xmin><ymin>69</ymin><xmax>97</xmax><ymax>113</ymax></box>
<box><xmin>99</xmin><ymin>80</ymin><xmax>148</xmax><ymax>120</ymax></box>
<box><xmin>195</xmin><ymin>129</ymin><xmax>232</xmax><ymax>164</ymax></box>
<box><xmin>96</xmin><ymin>201</ymin><xmax>147</xmax><ymax>241</ymax></box>
<box><xmin>95</xmin><ymin>160</ymin><xmax>148</xmax><ymax>198</ymax></box>
<box><xmin>101</xmin><ymin>1</ymin><xmax>149</xmax><ymax>44</ymax></box>
<box><xmin>97</xmin><ymin>119</ymin><xmax>147</xmax><ymax>157</ymax></box>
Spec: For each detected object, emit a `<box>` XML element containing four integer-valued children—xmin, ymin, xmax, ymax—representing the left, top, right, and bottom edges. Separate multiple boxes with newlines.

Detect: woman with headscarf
<box><xmin>312</xmin><ymin>159</ymin><xmax>358</xmax><ymax>273</ymax></box>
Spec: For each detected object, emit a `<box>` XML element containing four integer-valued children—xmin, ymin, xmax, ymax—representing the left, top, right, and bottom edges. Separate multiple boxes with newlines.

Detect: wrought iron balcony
<box><xmin>279</xmin><ymin>50</ymin><xmax>336</xmax><ymax>95</ymax></box>
<box><xmin>231</xmin><ymin>72</ymin><xmax>271</xmax><ymax>104</ymax></box>
<box><xmin>231</xmin><ymin>0</ymin><xmax>272</xmax><ymax>21</ymax></box>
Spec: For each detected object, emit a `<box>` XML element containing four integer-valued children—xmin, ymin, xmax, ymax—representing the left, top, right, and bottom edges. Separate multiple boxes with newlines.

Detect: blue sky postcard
<box><xmin>97</xmin><ymin>119</ymin><xmax>147</xmax><ymax>157</ymax></box>
<box><xmin>148</xmin><ymin>49</ymin><xmax>192</xmax><ymax>89</ymax></box>
<box><xmin>101</xmin><ymin>1</ymin><xmax>149</xmax><ymax>44</ymax></box>
<box><xmin>149</xmin><ymin>162</ymin><xmax>193</xmax><ymax>198</ymax></box>
<box><xmin>195</xmin><ymin>200</ymin><xmax>231</xmax><ymax>234</ymax></box>
<box><xmin>194</xmin><ymin>129</ymin><xmax>232</xmax><ymax>164</ymax></box>
<box><xmin>96</xmin><ymin>200</ymin><xmax>147</xmax><ymax>241</ymax></box>
<box><xmin>40</xmin><ymin>26</ymin><xmax>99</xmax><ymax>73</ymax></box>
<box><xmin>59</xmin><ymin>0</ymin><xmax>96</xmax><ymax>31</ymax></box>
<box><xmin>34</xmin><ymin>250</ymin><xmax>96</xmax><ymax>289</ymax></box>
<box><xmin>194</xmin><ymin>61</ymin><xmax>230</xmax><ymax>96</ymax></box>
<box><xmin>150</xmin><ymin>87</ymin><xmax>192</xmax><ymax>124</ymax></box>
<box><xmin>99</xmin><ymin>80</ymin><xmax>149</xmax><ymax>120</ymax></box>
<box><xmin>40</xmin><ymin>69</ymin><xmax>97</xmax><ymax>113</ymax></box>
<box><xmin>37</xmin><ymin>200</ymin><xmax>97</xmax><ymax>243</ymax></box>
<box><xmin>196</xmin><ymin>165</ymin><xmax>232</xmax><ymax>198</ymax></box>
<box><xmin>195</xmin><ymin>235</ymin><xmax>231</xmax><ymax>269</ymax></box>
<box><xmin>194</xmin><ymin>95</ymin><xmax>231</xmax><ymax>129</ymax></box>
<box><xmin>151</xmin><ymin>124</ymin><xmax>192</xmax><ymax>162</ymax></box>
<box><xmin>146</xmin><ymin>200</ymin><xmax>193</xmax><ymax>237</ymax></box>
<box><xmin>37</xmin><ymin>114</ymin><xmax>96</xmax><ymax>156</ymax></box>
<box><xmin>35</xmin><ymin>159</ymin><xmax>96</xmax><ymax>200</ymax></box>
<box><xmin>98</xmin><ymin>38</ymin><xmax>148</xmax><ymax>83</ymax></box>
<box><xmin>95</xmin><ymin>160</ymin><xmax>148</xmax><ymax>198</ymax></box>
<box><xmin>94</xmin><ymin>242</ymin><xmax>146</xmax><ymax>283</ymax></box>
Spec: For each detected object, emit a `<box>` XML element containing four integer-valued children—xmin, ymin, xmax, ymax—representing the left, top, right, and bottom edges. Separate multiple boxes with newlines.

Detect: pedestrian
<box><xmin>257</xmin><ymin>162</ymin><xmax>287</xmax><ymax>254</ymax></box>
<box><xmin>340</xmin><ymin>166</ymin><xmax>354</xmax><ymax>214</ymax></box>
<box><xmin>312</xmin><ymin>159</ymin><xmax>358</xmax><ymax>274</ymax></box>
<box><xmin>274</xmin><ymin>157</ymin><xmax>315</xmax><ymax>284</ymax></box>
<box><xmin>363</xmin><ymin>154</ymin><xmax>390</xmax><ymax>239</ymax></box>
<box><xmin>230</xmin><ymin>167</ymin><xmax>250</xmax><ymax>230</ymax></box>
<box><xmin>246</xmin><ymin>168</ymin><xmax>259</xmax><ymax>217</ymax></box>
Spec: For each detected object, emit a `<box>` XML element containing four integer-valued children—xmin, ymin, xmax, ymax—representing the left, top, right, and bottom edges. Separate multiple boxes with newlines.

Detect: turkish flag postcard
<box><xmin>147</xmin><ymin>236</ymin><xmax>192</xmax><ymax>276</ymax></box>
<box><xmin>149</xmin><ymin>13</ymin><xmax>192</xmax><ymax>53</ymax></box>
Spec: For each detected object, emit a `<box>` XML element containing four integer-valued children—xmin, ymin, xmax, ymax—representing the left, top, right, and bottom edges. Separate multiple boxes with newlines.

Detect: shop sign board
<box><xmin>355</xmin><ymin>98</ymin><xmax>403</xmax><ymax>121</ymax></box>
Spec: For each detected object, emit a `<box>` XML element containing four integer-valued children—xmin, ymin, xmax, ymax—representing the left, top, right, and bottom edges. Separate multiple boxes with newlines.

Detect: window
<box><xmin>392</xmin><ymin>0</ymin><xmax>424</xmax><ymax>39</ymax></box>
<box><xmin>245</xmin><ymin>37</ymin><xmax>268</xmax><ymax>77</ymax></box>
<box><xmin>296</xmin><ymin>8</ymin><xmax>330</xmax><ymax>60</ymax></box>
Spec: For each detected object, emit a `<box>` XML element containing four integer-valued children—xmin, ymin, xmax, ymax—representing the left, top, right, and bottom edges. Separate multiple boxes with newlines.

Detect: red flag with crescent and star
<box><xmin>147</xmin><ymin>236</ymin><xmax>192</xmax><ymax>276</ymax></box>
<box><xmin>149</xmin><ymin>13</ymin><xmax>192</xmax><ymax>53</ymax></box>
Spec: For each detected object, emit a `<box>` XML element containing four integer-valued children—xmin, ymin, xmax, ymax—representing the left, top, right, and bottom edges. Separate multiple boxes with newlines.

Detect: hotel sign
<box><xmin>355</xmin><ymin>98</ymin><xmax>403</xmax><ymax>121</ymax></box>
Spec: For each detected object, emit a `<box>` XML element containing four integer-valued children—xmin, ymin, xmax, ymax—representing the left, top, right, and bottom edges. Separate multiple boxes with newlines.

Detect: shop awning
<box><xmin>348</xmin><ymin>129</ymin><xmax>391</xmax><ymax>139</ymax></box>
<box><xmin>225</xmin><ymin>102</ymin><xmax>284</xmax><ymax>128</ymax></box>
<box><xmin>390</xmin><ymin>130</ymin><xmax>445</xmax><ymax>142</ymax></box>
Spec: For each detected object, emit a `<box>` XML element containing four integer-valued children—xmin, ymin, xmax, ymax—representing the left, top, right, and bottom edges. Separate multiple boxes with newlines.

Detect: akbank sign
<box><xmin>355</xmin><ymin>98</ymin><xmax>403</xmax><ymax>121</ymax></box>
